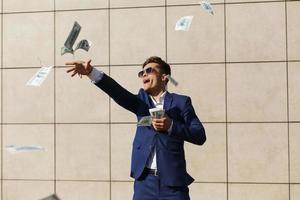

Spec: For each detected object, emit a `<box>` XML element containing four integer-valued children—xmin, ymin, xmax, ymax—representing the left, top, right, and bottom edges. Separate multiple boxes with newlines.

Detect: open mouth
<box><xmin>143</xmin><ymin>79</ymin><xmax>150</xmax><ymax>84</ymax></box>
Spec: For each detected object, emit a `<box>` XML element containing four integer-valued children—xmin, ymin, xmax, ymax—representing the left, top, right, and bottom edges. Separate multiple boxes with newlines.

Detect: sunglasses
<box><xmin>138</xmin><ymin>67</ymin><xmax>158</xmax><ymax>78</ymax></box>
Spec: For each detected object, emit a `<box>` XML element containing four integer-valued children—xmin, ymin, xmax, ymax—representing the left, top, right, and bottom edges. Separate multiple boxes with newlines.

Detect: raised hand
<box><xmin>66</xmin><ymin>59</ymin><xmax>93</xmax><ymax>78</ymax></box>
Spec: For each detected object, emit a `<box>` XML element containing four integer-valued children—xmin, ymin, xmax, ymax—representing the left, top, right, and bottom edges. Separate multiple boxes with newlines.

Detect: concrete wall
<box><xmin>0</xmin><ymin>0</ymin><xmax>299</xmax><ymax>199</ymax></box>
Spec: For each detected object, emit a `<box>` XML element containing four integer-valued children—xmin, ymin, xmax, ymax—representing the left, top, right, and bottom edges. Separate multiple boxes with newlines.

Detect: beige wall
<box><xmin>0</xmin><ymin>0</ymin><xmax>299</xmax><ymax>199</ymax></box>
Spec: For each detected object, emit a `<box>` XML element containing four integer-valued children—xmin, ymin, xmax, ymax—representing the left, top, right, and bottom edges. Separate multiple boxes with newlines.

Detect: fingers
<box><xmin>152</xmin><ymin>121</ymin><xmax>163</xmax><ymax>127</ymax></box>
<box><xmin>152</xmin><ymin>121</ymin><xmax>164</xmax><ymax>130</ymax></box>
<box><xmin>87</xmin><ymin>59</ymin><xmax>92</xmax><ymax>67</ymax></box>
<box><xmin>152</xmin><ymin>118</ymin><xmax>164</xmax><ymax>123</ymax></box>
<box><xmin>152</xmin><ymin>117</ymin><xmax>171</xmax><ymax>132</ymax></box>
<box><xmin>65</xmin><ymin>59</ymin><xmax>92</xmax><ymax>77</ymax></box>
<box><xmin>65</xmin><ymin>61</ymin><xmax>75</xmax><ymax>66</ymax></box>
<box><xmin>65</xmin><ymin>60</ymin><xmax>84</xmax><ymax>66</ymax></box>
<box><xmin>66</xmin><ymin>67</ymin><xmax>76</xmax><ymax>73</ymax></box>
<box><xmin>152</xmin><ymin>118</ymin><xmax>164</xmax><ymax>129</ymax></box>
<box><xmin>71</xmin><ymin>70</ymin><xmax>78</xmax><ymax>77</ymax></box>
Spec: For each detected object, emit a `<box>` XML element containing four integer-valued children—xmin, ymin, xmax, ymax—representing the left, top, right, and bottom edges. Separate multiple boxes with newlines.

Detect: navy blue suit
<box><xmin>95</xmin><ymin>73</ymin><xmax>206</xmax><ymax>199</ymax></box>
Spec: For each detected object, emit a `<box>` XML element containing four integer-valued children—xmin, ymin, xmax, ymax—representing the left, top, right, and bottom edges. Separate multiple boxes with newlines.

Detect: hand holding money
<box><xmin>66</xmin><ymin>59</ymin><xmax>93</xmax><ymax>78</ymax></box>
<box><xmin>152</xmin><ymin>115</ymin><xmax>172</xmax><ymax>132</ymax></box>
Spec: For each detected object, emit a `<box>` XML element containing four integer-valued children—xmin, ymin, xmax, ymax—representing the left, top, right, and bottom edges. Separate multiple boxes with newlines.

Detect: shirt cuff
<box><xmin>167</xmin><ymin>120</ymin><xmax>173</xmax><ymax>135</ymax></box>
<box><xmin>88</xmin><ymin>67</ymin><xmax>104</xmax><ymax>83</ymax></box>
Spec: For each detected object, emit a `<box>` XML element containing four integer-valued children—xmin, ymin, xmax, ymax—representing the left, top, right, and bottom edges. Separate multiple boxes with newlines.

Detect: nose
<box><xmin>143</xmin><ymin>71</ymin><xmax>147</xmax><ymax>77</ymax></box>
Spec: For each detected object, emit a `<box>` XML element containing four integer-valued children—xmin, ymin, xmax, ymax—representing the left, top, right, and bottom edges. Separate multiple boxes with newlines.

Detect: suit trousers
<box><xmin>133</xmin><ymin>170</ymin><xmax>190</xmax><ymax>200</ymax></box>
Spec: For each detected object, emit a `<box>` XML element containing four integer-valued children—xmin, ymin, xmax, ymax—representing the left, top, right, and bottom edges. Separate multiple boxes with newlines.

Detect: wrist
<box><xmin>87</xmin><ymin>66</ymin><xmax>93</xmax><ymax>75</ymax></box>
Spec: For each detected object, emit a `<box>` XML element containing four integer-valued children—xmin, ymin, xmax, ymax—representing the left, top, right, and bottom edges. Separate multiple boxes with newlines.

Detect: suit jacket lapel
<box><xmin>142</xmin><ymin>90</ymin><xmax>155</xmax><ymax>109</ymax></box>
<box><xmin>163</xmin><ymin>91</ymin><xmax>173</xmax><ymax>111</ymax></box>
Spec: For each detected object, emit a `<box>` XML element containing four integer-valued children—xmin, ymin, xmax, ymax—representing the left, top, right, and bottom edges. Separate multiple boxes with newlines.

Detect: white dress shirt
<box><xmin>145</xmin><ymin>92</ymin><xmax>167</xmax><ymax>170</ymax></box>
<box><xmin>88</xmin><ymin>67</ymin><xmax>104</xmax><ymax>83</ymax></box>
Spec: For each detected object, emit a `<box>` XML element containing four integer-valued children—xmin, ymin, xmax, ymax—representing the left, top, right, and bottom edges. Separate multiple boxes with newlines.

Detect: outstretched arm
<box><xmin>66</xmin><ymin>60</ymin><xmax>141</xmax><ymax>114</ymax></box>
<box><xmin>94</xmin><ymin>73</ymin><xmax>141</xmax><ymax>114</ymax></box>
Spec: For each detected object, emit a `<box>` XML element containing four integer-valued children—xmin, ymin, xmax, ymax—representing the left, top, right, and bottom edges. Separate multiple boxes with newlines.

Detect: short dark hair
<box><xmin>143</xmin><ymin>56</ymin><xmax>171</xmax><ymax>76</ymax></box>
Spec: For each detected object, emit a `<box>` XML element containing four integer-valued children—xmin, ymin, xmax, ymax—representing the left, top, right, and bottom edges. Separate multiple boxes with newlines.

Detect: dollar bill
<box><xmin>5</xmin><ymin>145</ymin><xmax>47</xmax><ymax>154</ymax></box>
<box><xmin>40</xmin><ymin>194</ymin><xmax>61</xmax><ymax>200</ymax></box>
<box><xmin>61</xmin><ymin>46</ymin><xmax>74</xmax><ymax>55</ymax></box>
<box><xmin>75</xmin><ymin>39</ymin><xmax>92</xmax><ymax>52</ymax></box>
<box><xmin>167</xmin><ymin>75</ymin><xmax>178</xmax><ymax>86</ymax></box>
<box><xmin>64</xmin><ymin>21</ymin><xmax>81</xmax><ymax>50</ymax></box>
<box><xmin>175</xmin><ymin>16</ymin><xmax>194</xmax><ymax>32</ymax></box>
<box><xmin>26</xmin><ymin>66</ymin><xmax>53</xmax><ymax>87</ymax></box>
<box><xmin>149</xmin><ymin>108</ymin><xmax>165</xmax><ymax>119</ymax></box>
<box><xmin>200</xmin><ymin>0</ymin><xmax>214</xmax><ymax>15</ymax></box>
<box><xmin>137</xmin><ymin>116</ymin><xmax>152</xmax><ymax>127</ymax></box>
<box><xmin>61</xmin><ymin>21</ymin><xmax>81</xmax><ymax>55</ymax></box>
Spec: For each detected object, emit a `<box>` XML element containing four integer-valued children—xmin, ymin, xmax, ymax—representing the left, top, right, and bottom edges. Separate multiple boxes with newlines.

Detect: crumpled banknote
<box><xmin>74</xmin><ymin>39</ymin><xmax>92</xmax><ymax>52</ymax></box>
<box><xmin>137</xmin><ymin>116</ymin><xmax>153</xmax><ymax>127</ymax></box>
<box><xmin>61</xmin><ymin>21</ymin><xmax>81</xmax><ymax>55</ymax></box>
<box><xmin>61</xmin><ymin>22</ymin><xmax>93</xmax><ymax>56</ymax></box>
<box><xmin>149</xmin><ymin>108</ymin><xmax>165</xmax><ymax>119</ymax></box>
<box><xmin>26</xmin><ymin>66</ymin><xmax>53</xmax><ymax>86</ymax></box>
<box><xmin>167</xmin><ymin>75</ymin><xmax>178</xmax><ymax>86</ymax></box>
<box><xmin>61</xmin><ymin>46</ymin><xmax>74</xmax><ymax>55</ymax></box>
<box><xmin>5</xmin><ymin>145</ymin><xmax>47</xmax><ymax>154</ymax></box>
<box><xmin>199</xmin><ymin>0</ymin><xmax>214</xmax><ymax>15</ymax></box>
<box><xmin>175</xmin><ymin>16</ymin><xmax>194</xmax><ymax>32</ymax></box>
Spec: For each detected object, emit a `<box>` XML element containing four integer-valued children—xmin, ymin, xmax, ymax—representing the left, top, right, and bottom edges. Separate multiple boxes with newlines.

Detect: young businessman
<box><xmin>66</xmin><ymin>56</ymin><xmax>206</xmax><ymax>200</ymax></box>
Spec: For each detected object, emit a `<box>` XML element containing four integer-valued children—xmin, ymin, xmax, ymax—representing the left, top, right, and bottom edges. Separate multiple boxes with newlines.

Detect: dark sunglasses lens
<box><xmin>138</xmin><ymin>71</ymin><xmax>143</xmax><ymax>78</ymax></box>
<box><xmin>146</xmin><ymin>68</ymin><xmax>153</xmax><ymax>73</ymax></box>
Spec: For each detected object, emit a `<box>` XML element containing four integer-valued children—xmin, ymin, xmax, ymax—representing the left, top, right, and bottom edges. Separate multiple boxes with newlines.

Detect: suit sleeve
<box><xmin>169</xmin><ymin>97</ymin><xmax>206</xmax><ymax>145</ymax></box>
<box><xmin>94</xmin><ymin>73</ymin><xmax>141</xmax><ymax>114</ymax></box>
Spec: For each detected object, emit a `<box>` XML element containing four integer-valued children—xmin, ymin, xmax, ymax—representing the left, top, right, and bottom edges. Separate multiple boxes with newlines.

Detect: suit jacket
<box><xmin>95</xmin><ymin>73</ymin><xmax>206</xmax><ymax>187</ymax></box>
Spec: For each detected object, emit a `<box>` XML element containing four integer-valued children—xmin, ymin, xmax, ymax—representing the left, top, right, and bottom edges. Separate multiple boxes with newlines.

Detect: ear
<box><xmin>161</xmin><ymin>74</ymin><xmax>168</xmax><ymax>83</ymax></box>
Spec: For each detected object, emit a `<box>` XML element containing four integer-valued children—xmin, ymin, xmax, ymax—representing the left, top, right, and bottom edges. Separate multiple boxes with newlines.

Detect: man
<box><xmin>66</xmin><ymin>56</ymin><xmax>206</xmax><ymax>200</ymax></box>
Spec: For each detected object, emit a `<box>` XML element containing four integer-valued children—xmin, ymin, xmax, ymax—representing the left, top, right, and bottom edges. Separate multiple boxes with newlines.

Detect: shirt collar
<box><xmin>150</xmin><ymin>91</ymin><xmax>167</xmax><ymax>105</ymax></box>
